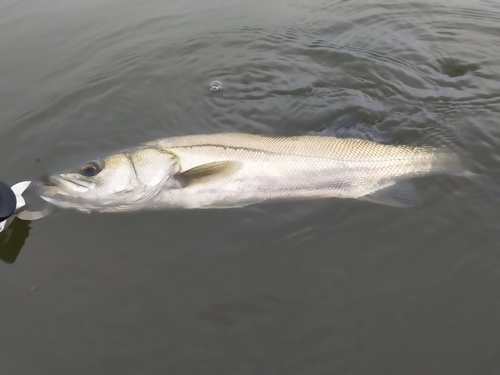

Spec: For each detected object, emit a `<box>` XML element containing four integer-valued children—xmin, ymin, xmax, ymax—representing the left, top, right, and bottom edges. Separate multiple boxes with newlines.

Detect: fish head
<box><xmin>36</xmin><ymin>147</ymin><xmax>179</xmax><ymax>212</ymax></box>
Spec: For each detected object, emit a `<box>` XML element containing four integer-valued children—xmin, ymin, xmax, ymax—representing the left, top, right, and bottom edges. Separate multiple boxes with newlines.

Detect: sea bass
<box><xmin>36</xmin><ymin>133</ymin><xmax>462</xmax><ymax>212</ymax></box>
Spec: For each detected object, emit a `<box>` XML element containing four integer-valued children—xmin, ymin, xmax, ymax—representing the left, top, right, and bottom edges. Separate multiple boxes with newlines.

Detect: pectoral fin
<box><xmin>359</xmin><ymin>180</ymin><xmax>420</xmax><ymax>207</ymax></box>
<box><xmin>175</xmin><ymin>161</ymin><xmax>242</xmax><ymax>188</ymax></box>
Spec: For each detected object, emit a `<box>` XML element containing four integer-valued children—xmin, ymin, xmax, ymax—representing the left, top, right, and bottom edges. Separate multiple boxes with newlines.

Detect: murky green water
<box><xmin>1</xmin><ymin>0</ymin><xmax>500</xmax><ymax>374</ymax></box>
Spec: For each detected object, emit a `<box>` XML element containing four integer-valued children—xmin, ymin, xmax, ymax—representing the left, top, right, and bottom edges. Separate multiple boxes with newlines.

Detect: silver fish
<box><xmin>36</xmin><ymin>133</ymin><xmax>462</xmax><ymax>212</ymax></box>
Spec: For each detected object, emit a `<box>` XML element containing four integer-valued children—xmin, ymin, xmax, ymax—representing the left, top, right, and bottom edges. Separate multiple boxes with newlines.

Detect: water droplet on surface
<box><xmin>209</xmin><ymin>80</ymin><xmax>223</xmax><ymax>91</ymax></box>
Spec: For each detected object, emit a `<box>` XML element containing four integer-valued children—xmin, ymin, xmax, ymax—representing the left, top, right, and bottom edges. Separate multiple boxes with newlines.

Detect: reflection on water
<box><xmin>0</xmin><ymin>219</ymin><xmax>31</xmax><ymax>264</ymax></box>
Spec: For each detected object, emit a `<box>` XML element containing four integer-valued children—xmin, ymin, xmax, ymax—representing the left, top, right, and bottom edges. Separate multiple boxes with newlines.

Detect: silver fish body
<box><xmin>37</xmin><ymin>133</ymin><xmax>462</xmax><ymax>212</ymax></box>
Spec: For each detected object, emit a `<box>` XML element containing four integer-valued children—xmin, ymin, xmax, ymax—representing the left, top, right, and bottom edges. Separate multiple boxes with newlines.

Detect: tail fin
<box><xmin>434</xmin><ymin>147</ymin><xmax>466</xmax><ymax>176</ymax></box>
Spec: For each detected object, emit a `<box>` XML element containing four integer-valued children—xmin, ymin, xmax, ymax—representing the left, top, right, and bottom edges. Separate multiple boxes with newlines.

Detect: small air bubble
<box><xmin>209</xmin><ymin>80</ymin><xmax>223</xmax><ymax>91</ymax></box>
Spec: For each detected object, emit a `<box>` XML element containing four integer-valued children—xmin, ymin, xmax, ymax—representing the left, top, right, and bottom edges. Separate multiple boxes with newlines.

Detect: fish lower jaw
<box><xmin>49</xmin><ymin>176</ymin><xmax>94</xmax><ymax>194</ymax></box>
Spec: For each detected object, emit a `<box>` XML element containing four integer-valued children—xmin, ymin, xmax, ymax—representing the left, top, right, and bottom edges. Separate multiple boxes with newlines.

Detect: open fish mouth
<box><xmin>36</xmin><ymin>176</ymin><xmax>93</xmax><ymax>200</ymax></box>
<box><xmin>48</xmin><ymin>176</ymin><xmax>93</xmax><ymax>194</ymax></box>
<box><xmin>34</xmin><ymin>176</ymin><xmax>97</xmax><ymax>209</ymax></box>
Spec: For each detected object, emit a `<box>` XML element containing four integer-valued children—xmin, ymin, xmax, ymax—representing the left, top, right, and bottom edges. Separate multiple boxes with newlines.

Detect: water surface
<box><xmin>1</xmin><ymin>1</ymin><xmax>500</xmax><ymax>374</ymax></box>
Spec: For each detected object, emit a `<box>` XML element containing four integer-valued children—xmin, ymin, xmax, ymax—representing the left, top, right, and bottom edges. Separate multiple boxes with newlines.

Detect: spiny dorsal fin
<box><xmin>359</xmin><ymin>180</ymin><xmax>420</xmax><ymax>207</ymax></box>
<box><xmin>175</xmin><ymin>161</ymin><xmax>242</xmax><ymax>188</ymax></box>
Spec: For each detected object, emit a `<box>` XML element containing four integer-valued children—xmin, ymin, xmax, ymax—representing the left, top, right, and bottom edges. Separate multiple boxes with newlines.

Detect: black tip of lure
<box><xmin>0</xmin><ymin>181</ymin><xmax>17</xmax><ymax>221</ymax></box>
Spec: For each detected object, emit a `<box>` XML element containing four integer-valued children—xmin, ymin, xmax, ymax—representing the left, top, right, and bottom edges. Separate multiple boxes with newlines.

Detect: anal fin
<box><xmin>359</xmin><ymin>180</ymin><xmax>420</xmax><ymax>208</ymax></box>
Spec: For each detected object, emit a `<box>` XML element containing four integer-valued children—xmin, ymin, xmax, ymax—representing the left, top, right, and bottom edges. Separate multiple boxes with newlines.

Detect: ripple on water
<box><xmin>2</xmin><ymin>2</ymin><xmax>500</xmax><ymax>373</ymax></box>
<box><xmin>3</xmin><ymin>0</ymin><xmax>500</xmax><ymax>191</ymax></box>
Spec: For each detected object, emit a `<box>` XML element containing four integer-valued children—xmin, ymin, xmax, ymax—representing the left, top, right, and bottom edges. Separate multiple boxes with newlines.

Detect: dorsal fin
<box><xmin>313</xmin><ymin>114</ymin><xmax>390</xmax><ymax>143</ymax></box>
<box><xmin>175</xmin><ymin>161</ymin><xmax>241</xmax><ymax>188</ymax></box>
<box><xmin>313</xmin><ymin>114</ymin><xmax>363</xmax><ymax>137</ymax></box>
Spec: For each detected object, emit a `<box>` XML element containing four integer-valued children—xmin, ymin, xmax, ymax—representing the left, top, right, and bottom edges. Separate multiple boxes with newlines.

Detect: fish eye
<box><xmin>80</xmin><ymin>161</ymin><xmax>103</xmax><ymax>177</ymax></box>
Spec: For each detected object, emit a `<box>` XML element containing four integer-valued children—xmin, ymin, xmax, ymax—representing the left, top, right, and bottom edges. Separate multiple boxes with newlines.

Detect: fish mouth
<box><xmin>34</xmin><ymin>175</ymin><xmax>97</xmax><ymax>209</ymax></box>
<box><xmin>49</xmin><ymin>175</ymin><xmax>93</xmax><ymax>194</ymax></box>
<box><xmin>36</xmin><ymin>176</ymin><xmax>93</xmax><ymax>199</ymax></box>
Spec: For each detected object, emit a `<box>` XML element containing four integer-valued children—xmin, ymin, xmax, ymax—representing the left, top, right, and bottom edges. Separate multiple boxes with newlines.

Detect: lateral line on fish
<box><xmin>166</xmin><ymin>143</ymin><xmax>431</xmax><ymax>162</ymax></box>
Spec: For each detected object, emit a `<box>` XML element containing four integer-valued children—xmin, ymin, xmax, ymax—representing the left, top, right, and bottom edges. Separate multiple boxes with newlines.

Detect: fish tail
<box><xmin>432</xmin><ymin>147</ymin><xmax>466</xmax><ymax>176</ymax></box>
